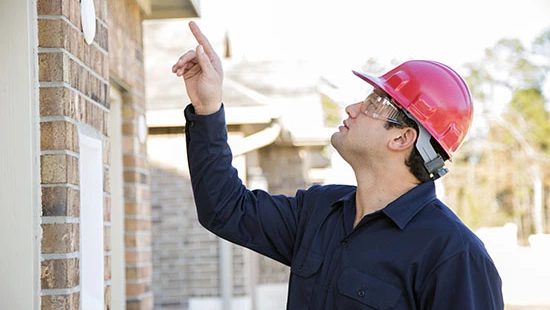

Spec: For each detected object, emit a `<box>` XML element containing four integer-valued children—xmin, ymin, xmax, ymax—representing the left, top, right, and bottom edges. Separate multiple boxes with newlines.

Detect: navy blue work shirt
<box><xmin>184</xmin><ymin>104</ymin><xmax>504</xmax><ymax>309</ymax></box>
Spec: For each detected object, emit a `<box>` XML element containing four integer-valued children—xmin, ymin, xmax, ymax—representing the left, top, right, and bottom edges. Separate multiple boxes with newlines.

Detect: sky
<box><xmin>199</xmin><ymin>0</ymin><xmax>549</xmax><ymax>74</ymax></box>
<box><xmin>188</xmin><ymin>0</ymin><xmax>550</xmax><ymax>116</ymax></box>
<box><xmin>179</xmin><ymin>0</ymin><xmax>550</xmax><ymax>138</ymax></box>
<box><xmin>147</xmin><ymin>0</ymin><xmax>549</xmax><ymax>109</ymax></box>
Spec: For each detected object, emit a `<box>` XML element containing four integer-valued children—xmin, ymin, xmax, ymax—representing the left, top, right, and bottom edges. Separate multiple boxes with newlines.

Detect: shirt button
<box><xmin>188</xmin><ymin>121</ymin><xmax>195</xmax><ymax>128</ymax></box>
<box><xmin>341</xmin><ymin>241</ymin><xmax>348</xmax><ymax>248</ymax></box>
<box><xmin>358</xmin><ymin>289</ymin><xmax>365</xmax><ymax>297</ymax></box>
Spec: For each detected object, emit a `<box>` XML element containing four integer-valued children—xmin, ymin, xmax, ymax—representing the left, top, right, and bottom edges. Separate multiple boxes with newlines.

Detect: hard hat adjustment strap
<box><xmin>416</xmin><ymin>124</ymin><xmax>448</xmax><ymax>179</ymax></box>
<box><xmin>400</xmin><ymin>108</ymin><xmax>448</xmax><ymax>180</ymax></box>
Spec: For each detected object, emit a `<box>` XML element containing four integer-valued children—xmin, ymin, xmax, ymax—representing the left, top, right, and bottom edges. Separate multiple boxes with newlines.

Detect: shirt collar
<box><xmin>334</xmin><ymin>190</ymin><xmax>356</xmax><ymax>206</ymax></box>
<box><xmin>333</xmin><ymin>180</ymin><xmax>437</xmax><ymax>230</ymax></box>
<box><xmin>382</xmin><ymin>180</ymin><xmax>437</xmax><ymax>230</ymax></box>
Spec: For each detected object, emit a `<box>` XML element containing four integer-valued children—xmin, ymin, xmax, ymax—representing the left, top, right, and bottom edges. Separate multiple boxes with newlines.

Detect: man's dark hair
<box><xmin>385</xmin><ymin>116</ymin><xmax>448</xmax><ymax>183</ymax></box>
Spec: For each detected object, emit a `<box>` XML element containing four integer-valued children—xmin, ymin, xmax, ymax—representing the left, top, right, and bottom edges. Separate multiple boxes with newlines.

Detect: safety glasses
<box><xmin>360</xmin><ymin>91</ymin><xmax>409</xmax><ymax>126</ymax></box>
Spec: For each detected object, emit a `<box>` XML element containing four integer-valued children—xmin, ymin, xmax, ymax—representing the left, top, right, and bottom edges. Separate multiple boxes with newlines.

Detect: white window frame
<box><xmin>79</xmin><ymin>133</ymin><xmax>105</xmax><ymax>310</ymax></box>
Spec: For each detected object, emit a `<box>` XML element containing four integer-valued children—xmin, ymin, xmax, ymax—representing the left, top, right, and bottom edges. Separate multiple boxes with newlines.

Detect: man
<box><xmin>172</xmin><ymin>21</ymin><xmax>504</xmax><ymax>309</ymax></box>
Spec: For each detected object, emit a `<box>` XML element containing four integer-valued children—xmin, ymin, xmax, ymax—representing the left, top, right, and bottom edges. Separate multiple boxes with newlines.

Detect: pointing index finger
<box><xmin>188</xmin><ymin>21</ymin><xmax>215</xmax><ymax>58</ymax></box>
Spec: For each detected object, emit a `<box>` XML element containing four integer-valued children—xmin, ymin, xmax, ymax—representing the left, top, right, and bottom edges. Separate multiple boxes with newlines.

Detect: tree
<box><xmin>445</xmin><ymin>28</ymin><xmax>550</xmax><ymax>242</ymax></box>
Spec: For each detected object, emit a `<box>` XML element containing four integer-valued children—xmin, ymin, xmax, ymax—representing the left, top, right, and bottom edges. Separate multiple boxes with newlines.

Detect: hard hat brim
<box><xmin>352</xmin><ymin>70</ymin><xmax>380</xmax><ymax>88</ymax></box>
<box><xmin>352</xmin><ymin>70</ymin><xmax>403</xmax><ymax>108</ymax></box>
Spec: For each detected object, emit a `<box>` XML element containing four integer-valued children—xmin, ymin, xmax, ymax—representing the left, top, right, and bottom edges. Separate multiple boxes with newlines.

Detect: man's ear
<box><xmin>388</xmin><ymin>127</ymin><xmax>417</xmax><ymax>151</ymax></box>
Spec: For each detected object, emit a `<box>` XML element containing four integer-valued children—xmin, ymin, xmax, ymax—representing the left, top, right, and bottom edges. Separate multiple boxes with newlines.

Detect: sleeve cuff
<box><xmin>184</xmin><ymin>103</ymin><xmax>227</xmax><ymax>140</ymax></box>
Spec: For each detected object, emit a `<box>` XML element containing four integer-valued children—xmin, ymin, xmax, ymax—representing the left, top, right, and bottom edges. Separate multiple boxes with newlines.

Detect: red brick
<box><xmin>38</xmin><ymin>19</ymin><xmax>65</xmax><ymax>48</ymax></box>
<box><xmin>104</xmin><ymin>225</ymin><xmax>111</xmax><ymax>252</ymax></box>
<box><xmin>41</xmin><ymin>223</ymin><xmax>79</xmax><ymax>253</ymax></box>
<box><xmin>40</xmin><ymin>154</ymin><xmax>79</xmax><ymax>185</ymax></box>
<box><xmin>41</xmin><ymin>258</ymin><xmax>79</xmax><ymax>289</ymax></box>
<box><xmin>42</xmin><ymin>186</ymin><xmax>80</xmax><ymax>217</ymax></box>
<box><xmin>104</xmin><ymin>255</ymin><xmax>111</xmax><ymax>281</ymax></box>
<box><xmin>40</xmin><ymin>121</ymin><xmax>79</xmax><ymax>152</ymax></box>
<box><xmin>38</xmin><ymin>52</ymin><xmax>69</xmax><ymax>83</ymax></box>
<box><xmin>126</xmin><ymin>265</ymin><xmax>152</xmax><ymax>281</ymax></box>
<box><xmin>103</xmin><ymin>196</ymin><xmax>111</xmax><ymax>222</ymax></box>
<box><xmin>37</xmin><ymin>0</ymin><xmax>62</xmax><ymax>15</ymax></box>
<box><xmin>104</xmin><ymin>284</ymin><xmax>111</xmax><ymax>310</ymax></box>
<box><xmin>126</xmin><ymin>282</ymin><xmax>146</xmax><ymax>297</ymax></box>
<box><xmin>125</xmin><ymin>218</ymin><xmax>151</xmax><ymax>231</ymax></box>
<box><xmin>125</xmin><ymin>249</ymin><xmax>152</xmax><ymax>265</ymax></box>
<box><xmin>41</xmin><ymin>292</ymin><xmax>80</xmax><ymax>310</ymax></box>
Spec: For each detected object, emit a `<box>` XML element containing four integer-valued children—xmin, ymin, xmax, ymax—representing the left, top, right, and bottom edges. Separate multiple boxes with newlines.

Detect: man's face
<box><xmin>331</xmin><ymin>100</ymin><xmax>396</xmax><ymax>165</ymax></box>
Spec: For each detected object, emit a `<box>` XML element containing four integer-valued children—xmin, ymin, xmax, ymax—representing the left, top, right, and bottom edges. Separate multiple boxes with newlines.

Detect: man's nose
<box><xmin>345</xmin><ymin>102</ymin><xmax>362</xmax><ymax>118</ymax></box>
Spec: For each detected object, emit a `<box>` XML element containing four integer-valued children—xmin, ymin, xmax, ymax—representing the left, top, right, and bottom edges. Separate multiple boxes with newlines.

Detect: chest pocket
<box><xmin>336</xmin><ymin>268</ymin><xmax>402</xmax><ymax>309</ymax></box>
<box><xmin>288</xmin><ymin>248</ymin><xmax>324</xmax><ymax>308</ymax></box>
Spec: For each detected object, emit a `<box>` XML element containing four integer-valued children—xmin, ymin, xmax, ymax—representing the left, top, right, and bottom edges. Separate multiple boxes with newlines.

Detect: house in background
<box><xmin>143</xmin><ymin>19</ymin><xmax>335</xmax><ymax>309</ymax></box>
<box><xmin>1</xmin><ymin>0</ymin><xmax>199</xmax><ymax>309</ymax></box>
<box><xmin>1</xmin><ymin>1</ymin><xmax>339</xmax><ymax>309</ymax></box>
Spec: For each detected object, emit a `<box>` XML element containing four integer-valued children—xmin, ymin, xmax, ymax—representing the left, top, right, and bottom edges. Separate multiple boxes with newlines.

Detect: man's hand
<box><xmin>172</xmin><ymin>21</ymin><xmax>223</xmax><ymax>115</ymax></box>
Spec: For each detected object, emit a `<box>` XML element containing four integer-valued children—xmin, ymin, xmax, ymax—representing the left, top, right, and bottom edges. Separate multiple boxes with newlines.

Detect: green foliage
<box><xmin>445</xmin><ymin>28</ymin><xmax>550</xmax><ymax>239</ymax></box>
<box><xmin>507</xmin><ymin>88</ymin><xmax>550</xmax><ymax>153</ymax></box>
<box><xmin>464</xmin><ymin>63</ymin><xmax>490</xmax><ymax>101</ymax></box>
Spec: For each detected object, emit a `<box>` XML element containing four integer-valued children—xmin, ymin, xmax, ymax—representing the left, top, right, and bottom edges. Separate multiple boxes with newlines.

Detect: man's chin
<box><xmin>330</xmin><ymin>132</ymin><xmax>342</xmax><ymax>151</ymax></box>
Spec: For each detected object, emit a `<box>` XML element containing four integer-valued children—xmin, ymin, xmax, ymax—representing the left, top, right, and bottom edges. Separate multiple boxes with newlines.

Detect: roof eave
<box><xmin>142</xmin><ymin>0</ymin><xmax>201</xmax><ymax>19</ymax></box>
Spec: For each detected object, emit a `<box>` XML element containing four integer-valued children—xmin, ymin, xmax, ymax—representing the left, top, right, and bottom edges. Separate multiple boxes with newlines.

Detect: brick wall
<box><xmin>150</xmin><ymin>146</ymin><xmax>249</xmax><ymax>309</ymax></box>
<box><xmin>119</xmin><ymin>91</ymin><xmax>152</xmax><ymax>310</ymax></box>
<box><xmin>254</xmin><ymin>145</ymin><xmax>306</xmax><ymax>284</ymax></box>
<box><xmin>259</xmin><ymin>145</ymin><xmax>308</xmax><ymax>196</ymax></box>
<box><xmin>149</xmin><ymin>134</ymin><xmax>312</xmax><ymax>308</ymax></box>
<box><xmin>38</xmin><ymin>0</ymin><xmax>109</xmax><ymax>308</ymax></box>
<box><xmin>108</xmin><ymin>0</ymin><xmax>152</xmax><ymax>308</ymax></box>
<box><xmin>37</xmin><ymin>0</ymin><xmax>151</xmax><ymax>308</ymax></box>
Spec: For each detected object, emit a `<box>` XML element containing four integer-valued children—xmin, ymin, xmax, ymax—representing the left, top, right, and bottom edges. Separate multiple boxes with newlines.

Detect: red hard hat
<box><xmin>353</xmin><ymin>60</ymin><xmax>473</xmax><ymax>159</ymax></box>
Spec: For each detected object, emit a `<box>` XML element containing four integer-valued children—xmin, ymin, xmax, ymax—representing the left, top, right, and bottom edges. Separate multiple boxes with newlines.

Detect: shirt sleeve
<box><xmin>418</xmin><ymin>251</ymin><xmax>504</xmax><ymax>309</ymax></box>
<box><xmin>184</xmin><ymin>103</ymin><xmax>300</xmax><ymax>266</ymax></box>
